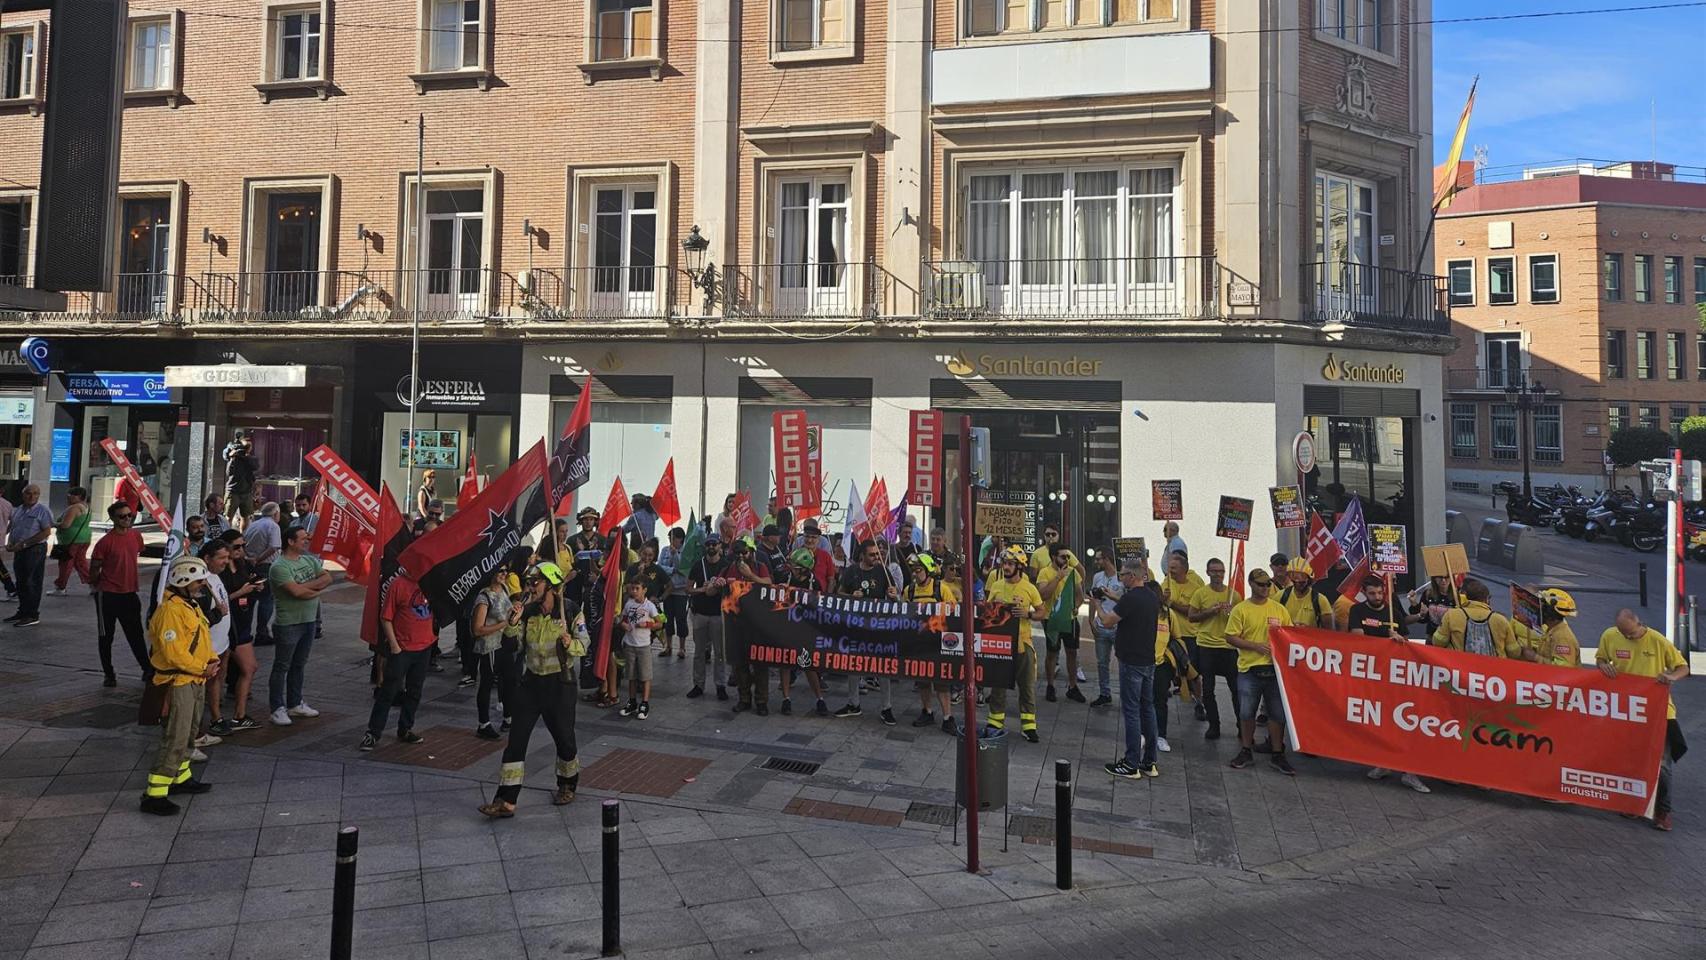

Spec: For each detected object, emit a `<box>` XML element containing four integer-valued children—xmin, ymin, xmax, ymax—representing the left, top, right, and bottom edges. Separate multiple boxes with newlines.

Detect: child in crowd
<box><xmin>619</xmin><ymin>579</ymin><xmax>661</xmax><ymax>720</ymax></box>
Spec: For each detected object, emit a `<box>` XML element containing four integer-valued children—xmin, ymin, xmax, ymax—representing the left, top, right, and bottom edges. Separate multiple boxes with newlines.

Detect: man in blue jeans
<box><xmin>1096</xmin><ymin>560</ymin><xmax>1161</xmax><ymax>779</ymax></box>
<box><xmin>267</xmin><ymin>525</ymin><xmax>331</xmax><ymax>726</ymax></box>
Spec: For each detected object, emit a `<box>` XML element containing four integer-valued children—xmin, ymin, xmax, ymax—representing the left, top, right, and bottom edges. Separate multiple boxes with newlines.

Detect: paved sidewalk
<box><xmin>0</xmin><ymin>575</ymin><xmax>1701</xmax><ymax>959</ymax></box>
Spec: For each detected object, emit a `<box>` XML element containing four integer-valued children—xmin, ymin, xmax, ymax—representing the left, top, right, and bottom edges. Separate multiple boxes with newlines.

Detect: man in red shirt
<box><xmin>89</xmin><ymin>501</ymin><xmax>148</xmax><ymax>687</ymax></box>
<box><xmin>361</xmin><ymin>573</ymin><xmax>436</xmax><ymax>751</ymax></box>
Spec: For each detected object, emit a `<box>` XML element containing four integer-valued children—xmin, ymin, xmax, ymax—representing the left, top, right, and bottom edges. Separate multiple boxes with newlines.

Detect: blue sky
<box><xmin>1432</xmin><ymin>1</ymin><xmax>1706</xmax><ymax>170</ymax></box>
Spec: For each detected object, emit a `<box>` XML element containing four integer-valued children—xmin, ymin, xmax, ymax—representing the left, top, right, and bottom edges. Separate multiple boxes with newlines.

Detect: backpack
<box><xmin>1280</xmin><ymin>585</ymin><xmax>1331</xmax><ymax>628</ymax></box>
<box><xmin>1463</xmin><ymin>609</ymin><xmax>1496</xmax><ymax>656</ymax></box>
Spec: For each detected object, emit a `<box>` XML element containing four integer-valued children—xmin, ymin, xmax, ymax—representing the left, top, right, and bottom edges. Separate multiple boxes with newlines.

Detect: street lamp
<box><xmin>681</xmin><ymin>224</ymin><xmax>717</xmax><ymax>316</ymax></box>
<box><xmin>1502</xmin><ymin>372</ymin><xmax>1548</xmax><ymax>500</ymax></box>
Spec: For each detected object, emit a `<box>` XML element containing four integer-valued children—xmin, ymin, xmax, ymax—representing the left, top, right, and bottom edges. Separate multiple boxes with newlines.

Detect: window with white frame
<box><xmin>272</xmin><ymin>6</ymin><xmax>323</xmax><ymax>80</ymax></box>
<box><xmin>127</xmin><ymin>17</ymin><xmax>175</xmax><ymax>91</ymax></box>
<box><xmin>1446</xmin><ymin>258</ymin><xmax>1473</xmax><ymax>306</ymax></box>
<box><xmin>1528</xmin><ymin>254</ymin><xmax>1558</xmax><ymax>304</ymax></box>
<box><xmin>774</xmin><ymin>176</ymin><xmax>850</xmax><ymax>310</ymax></box>
<box><xmin>777</xmin><ymin>0</ymin><xmax>846</xmax><ymax>52</ymax></box>
<box><xmin>1312</xmin><ymin>171</ymin><xmax>1376</xmax><ymax>309</ymax></box>
<box><xmin>1316</xmin><ymin>0</ymin><xmax>1391</xmax><ymax>54</ymax></box>
<box><xmin>425</xmin><ymin>0</ymin><xmax>483</xmax><ymax>72</ymax></box>
<box><xmin>1533</xmin><ymin>403</ymin><xmax>1562</xmax><ymax>462</ymax></box>
<box><xmin>0</xmin><ymin>27</ymin><xmax>37</xmax><ymax>100</ymax></box>
<box><xmin>964</xmin><ymin>0</ymin><xmax>1176</xmax><ymax>38</ymax></box>
<box><xmin>962</xmin><ymin>163</ymin><xmax>1179</xmax><ymax>310</ymax></box>
<box><xmin>595</xmin><ymin>0</ymin><xmax>656</xmax><ymax>59</ymax></box>
<box><xmin>1483</xmin><ymin>333</ymin><xmax>1522</xmax><ymax>390</ymax></box>
<box><xmin>588</xmin><ymin>184</ymin><xmax>659</xmax><ymax>311</ymax></box>
<box><xmin>1490</xmin><ymin>404</ymin><xmax>1518</xmax><ymax>460</ymax></box>
<box><xmin>1487</xmin><ymin>256</ymin><xmax>1516</xmax><ymax>305</ymax></box>
<box><xmin>0</xmin><ymin>194</ymin><xmax>32</xmax><ymax>285</ymax></box>
<box><xmin>1449</xmin><ymin>402</ymin><xmax>1477</xmax><ymax>458</ymax></box>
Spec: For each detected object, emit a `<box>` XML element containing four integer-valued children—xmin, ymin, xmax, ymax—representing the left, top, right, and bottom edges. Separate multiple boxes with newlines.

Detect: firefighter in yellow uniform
<box><xmin>985</xmin><ymin>546</ymin><xmax>1047</xmax><ymax>742</ymax></box>
<box><xmin>1430</xmin><ymin>578</ymin><xmax>1518</xmax><ymax>657</ymax></box>
<box><xmin>1278</xmin><ymin>558</ymin><xmax>1335</xmax><ymax>629</ymax></box>
<box><xmin>141</xmin><ymin>556</ymin><xmax>220</xmax><ymax>816</ymax></box>
<box><xmin>1509</xmin><ymin>589</ymin><xmax>1581</xmax><ymax>667</ymax></box>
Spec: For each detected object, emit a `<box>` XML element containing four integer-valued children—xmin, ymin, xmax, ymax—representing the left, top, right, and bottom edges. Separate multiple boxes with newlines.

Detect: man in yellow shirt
<box><xmin>1431</xmin><ymin>579</ymin><xmax>1518</xmax><ymax>658</ymax></box>
<box><xmin>1517</xmin><ymin>588</ymin><xmax>1581</xmax><ymax>667</ymax></box>
<box><xmin>986</xmin><ymin>546</ymin><xmax>1047</xmax><ymax>742</ymax></box>
<box><xmin>1188</xmin><ymin>558</ymin><xmax>1238</xmax><ymax>740</ymax></box>
<box><xmin>1036</xmin><ymin>544</ymin><xmax>1085</xmax><ymax>704</ymax></box>
<box><xmin>141</xmin><ymin>556</ymin><xmax>221</xmax><ymax>816</ymax></box>
<box><xmin>1278</xmin><ymin>558</ymin><xmax>1335</xmax><ymax>630</ymax></box>
<box><xmin>1597</xmin><ymin>609</ymin><xmax>1689</xmax><ymax>832</ymax></box>
<box><xmin>905</xmin><ymin>554</ymin><xmax>961</xmax><ymax>734</ymax></box>
<box><xmin>1160</xmin><ymin>552</ymin><xmax>1205</xmax><ymax>733</ymax></box>
<box><xmin>1225</xmin><ymin>569</ymin><xmax>1295</xmax><ymax>775</ymax></box>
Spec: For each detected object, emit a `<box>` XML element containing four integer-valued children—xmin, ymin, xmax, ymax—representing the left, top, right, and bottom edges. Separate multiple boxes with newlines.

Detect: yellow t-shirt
<box><xmin>1541</xmin><ymin>621</ymin><xmax>1580</xmax><ymax>668</ymax></box>
<box><xmin>1280</xmin><ymin>586</ymin><xmax>1334</xmax><ymax>629</ymax></box>
<box><xmin>1226</xmin><ymin>597</ymin><xmax>1292</xmax><ymax>672</ymax></box>
<box><xmin>1432</xmin><ymin>601</ymin><xmax>1518</xmax><ymax>658</ymax></box>
<box><xmin>1161</xmin><ymin>571</ymin><xmax>1205</xmax><ymax>641</ymax></box>
<box><xmin>1035</xmin><ymin>562</ymin><xmax>1081</xmax><ymax>615</ymax></box>
<box><xmin>1597</xmin><ymin>626</ymin><xmax>1686</xmax><ymax>719</ymax></box>
<box><xmin>1333</xmin><ymin>594</ymin><xmax>1355</xmax><ymax>631</ymax></box>
<box><xmin>1189</xmin><ymin>584</ymin><xmax>1236</xmax><ymax>650</ymax></box>
<box><xmin>903</xmin><ymin>578</ymin><xmax>961</xmax><ymax>604</ymax></box>
<box><xmin>986</xmin><ymin>575</ymin><xmax>1044</xmax><ymax>653</ymax></box>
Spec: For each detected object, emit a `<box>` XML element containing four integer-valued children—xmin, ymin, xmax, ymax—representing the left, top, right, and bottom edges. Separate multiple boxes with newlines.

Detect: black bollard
<box><xmin>1055</xmin><ymin>759</ymin><xmax>1072</xmax><ymax>890</ymax></box>
<box><xmin>1640</xmin><ymin>562</ymin><xmax>1649</xmax><ymax>608</ymax></box>
<box><xmin>601</xmin><ymin>800</ymin><xmax>620</xmax><ymax>957</ymax></box>
<box><xmin>331</xmin><ymin>826</ymin><xmax>358</xmax><ymax>960</ymax></box>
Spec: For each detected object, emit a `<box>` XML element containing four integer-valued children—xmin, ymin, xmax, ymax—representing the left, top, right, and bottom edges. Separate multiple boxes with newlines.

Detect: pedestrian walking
<box><xmin>6</xmin><ymin>484</ymin><xmax>54</xmax><ymax>625</ymax></box>
<box><xmin>266</xmin><ymin>524</ymin><xmax>331</xmax><ymax>726</ymax></box>
<box><xmin>479</xmin><ymin>562</ymin><xmax>582</xmax><ymax>817</ymax></box>
<box><xmin>51</xmin><ymin>486</ymin><xmax>92</xmax><ymax>594</ymax></box>
<box><xmin>139</xmin><ymin>555</ymin><xmax>219</xmax><ymax>815</ymax></box>
<box><xmin>1098</xmin><ymin>560</ymin><xmax>1161</xmax><ymax>779</ymax></box>
<box><xmin>361</xmin><ymin>572</ymin><xmax>434</xmax><ymax>751</ymax></box>
<box><xmin>90</xmin><ymin>501</ymin><xmax>148</xmax><ymax>686</ymax></box>
<box><xmin>1347</xmin><ymin>575</ymin><xmax>1430</xmax><ymax>793</ymax></box>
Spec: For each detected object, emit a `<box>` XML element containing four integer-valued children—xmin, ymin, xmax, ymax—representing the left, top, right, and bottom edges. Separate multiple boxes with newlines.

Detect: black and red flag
<box><xmin>523</xmin><ymin>375</ymin><xmax>594</xmax><ymax>530</ymax></box>
<box><xmin>402</xmin><ymin>441</ymin><xmax>548</xmax><ymax>614</ymax></box>
<box><xmin>360</xmin><ymin>483</ymin><xmax>410</xmax><ymax>649</ymax></box>
<box><xmin>589</xmin><ymin>539</ymin><xmax>625</xmax><ymax>682</ymax></box>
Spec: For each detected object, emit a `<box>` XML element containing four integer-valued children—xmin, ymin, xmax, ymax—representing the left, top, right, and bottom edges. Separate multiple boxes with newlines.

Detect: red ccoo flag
<box><xmin>591</xmin><ymin>542</ymin><xmax>625</xmax><ymax>681</ymax></box>
<box><xmin>1303</xmin><ymin>511</ymin><xmax>1344</xmax><ymax>581</ymax></box>
<box><xmin>597</xmin><ymin>477</ymin><xmax>632</xmax><ymax>538</ymax></box>
<box><xmin>458</xmin><ymin>454</ymin><xmax>479</xmax><ymax>509</ymax></box>
<box><xmin>651</xmin><ymin>458</ymin><xmax>681</xmax><ymax>527</ymax></box>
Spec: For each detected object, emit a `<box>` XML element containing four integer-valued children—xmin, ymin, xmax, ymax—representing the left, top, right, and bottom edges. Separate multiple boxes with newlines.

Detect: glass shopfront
<box><xmin>1302</xmin><ymin>384</ymin><xmax>1419</xmax><ymax>581</ymax></box>
<box><xmin>551</xmin><ymin>375</ymin><xmax>674</xmax><ymax>520</ymax></box>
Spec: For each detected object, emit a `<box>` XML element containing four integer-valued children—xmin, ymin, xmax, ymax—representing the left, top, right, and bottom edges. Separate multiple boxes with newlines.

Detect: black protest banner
<box><xmin>733</xmin><ymin>586</ymin><xmax>1018</xmax><ymax>688</ymax></box>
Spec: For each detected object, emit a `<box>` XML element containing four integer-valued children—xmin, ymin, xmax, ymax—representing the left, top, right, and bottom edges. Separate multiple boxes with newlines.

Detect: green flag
<box><xmin>679</xmin><ymin>510</ymin><xmax>705</xmax><ymax>572</ymax></box>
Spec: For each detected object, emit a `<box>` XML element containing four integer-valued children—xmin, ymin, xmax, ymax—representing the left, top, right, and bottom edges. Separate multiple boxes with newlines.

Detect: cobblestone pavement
<box><xmin>0</xmin><ymin>574</ymin><xmax>1700</xmax><ymax>959</ymax></box>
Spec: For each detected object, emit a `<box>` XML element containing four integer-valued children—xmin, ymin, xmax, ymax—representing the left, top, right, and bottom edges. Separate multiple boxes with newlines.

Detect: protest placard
<box><xmin>1151</xmin><ymin>480</ymin><xmax>1183</xmax><ymax>521</ymax></box>
<box><xmin>1112</xmin><ymin>537</ymin><xmax>1147</xmax><ymax>568</ymax></box>
<box><xmin>973</xmin><ymin>503</ymin><xmax>1028</xmax><ymax>539</ymax></box>
<box><xmin>1369</xmin><ymin>524</ymin><xmax>1408</xmax><ymax>574</ymax></box>
<box><xmin>1269</xmin><ymin>485</ymin><xmax>1305</xmax><ymax>529</ymax></box>
<box><xmin>1215</xmin><ymin>495</ymin><xmax>1253</xmax><ymax>540</ymax></box>
<box><xmin>1510</xmin><ymin>583</ymin><xmax>1542</xmax><ymax>633</ymax></box>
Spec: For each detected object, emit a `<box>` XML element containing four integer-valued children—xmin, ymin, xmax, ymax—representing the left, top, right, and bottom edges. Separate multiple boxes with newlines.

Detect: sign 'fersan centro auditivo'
<box><xmin>945</xmin><ymin>354</ymin><xmax>1103</xmax><ymax>377</ymax></box>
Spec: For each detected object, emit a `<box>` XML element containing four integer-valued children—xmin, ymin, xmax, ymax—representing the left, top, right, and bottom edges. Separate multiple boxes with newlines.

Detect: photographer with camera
<box><xmin>222</xmin><ymin>430</ymin><xmax>259</xmax><ymax>531</ymax></box>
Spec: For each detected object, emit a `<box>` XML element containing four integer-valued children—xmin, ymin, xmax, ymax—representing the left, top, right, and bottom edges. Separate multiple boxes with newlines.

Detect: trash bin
<box><xmin>954</xmin><ymin>726</ymin><xmax>1008</xmax><ymax>811</ymax></box>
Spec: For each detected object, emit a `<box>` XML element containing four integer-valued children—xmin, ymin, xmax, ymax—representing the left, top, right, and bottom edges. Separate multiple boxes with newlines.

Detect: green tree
<box><xmin>1680</xmin><ymin>416</ymin><xmax>1706</xmax><ymax>464</ymax></box>
<box><xmin>1605</xmin><ymin>426</ymin><xmax>1673</xmax><ymax>468</ymax></box>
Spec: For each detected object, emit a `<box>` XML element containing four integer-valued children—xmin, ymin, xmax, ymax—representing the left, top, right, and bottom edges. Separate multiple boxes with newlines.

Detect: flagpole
<box><xmin>407</xmin><ymin>113</ymin><xmax>424</xmax><ymax>506</ymax></box>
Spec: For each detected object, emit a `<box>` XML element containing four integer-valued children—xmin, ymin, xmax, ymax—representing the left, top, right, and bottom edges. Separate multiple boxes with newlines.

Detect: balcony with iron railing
<box><xmin>501</xmin><ymin>265</ymin><xmax>675</xmax><ymax>321</ymax></box>
<box><xmin>924</xmin><ymin>254</ymin><xmax>1219</xmax><ymax>322</ymax></box>
<box><xmin>1445</xmin><ymin>361</ymin><xmax>1568</xmax><ymax>394</ymax></box>
<box><xmin>1302</xmin><ymin>261</ymin><xmax>1450</xmax><ymax>335</ymax></box>
<box><xmin>718</xmin><ymin>262</ymin><xmax>894</xmax><ymax>322</ymax></box>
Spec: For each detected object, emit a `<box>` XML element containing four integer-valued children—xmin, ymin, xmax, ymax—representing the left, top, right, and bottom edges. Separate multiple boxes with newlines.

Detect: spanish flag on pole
<box><xmin>1433</xmin><ymin>77</ymin><xmax>1478</xmax><ymax>212</ymax></box>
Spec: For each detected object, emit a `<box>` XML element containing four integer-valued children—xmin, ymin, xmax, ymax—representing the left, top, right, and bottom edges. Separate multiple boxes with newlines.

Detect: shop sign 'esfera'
<box><xmin>1321</xmin><ymin>353</ymin><xmax>1405</xmax><ymax>384</ymax></box>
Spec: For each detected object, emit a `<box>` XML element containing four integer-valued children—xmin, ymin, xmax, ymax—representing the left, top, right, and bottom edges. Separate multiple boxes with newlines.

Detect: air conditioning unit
<box><xmin>931</xmin><ymin>261</ymin><xmax>986</xmax><ymax>314</ymax></box>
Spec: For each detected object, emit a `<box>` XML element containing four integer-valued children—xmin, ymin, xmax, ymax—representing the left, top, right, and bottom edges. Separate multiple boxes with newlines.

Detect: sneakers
<box><xmin>1271</xmin><ymin>753</ymin><xmax>1296</xmax><ymax>776</ymax></box>
<box><xmin>1105</xmin><ymin>761</ymin><xmax>1142</xmax><ymax>779</ymax></box>
<box><xmin>398</xmin><ymin>730</ymin><xmax>425</xmax><ymax>745</ymax></box>
<box><xmin>686</xmin><ymin>685</ymin><xmax>704</xmax><ymax>699</ymax></box>
<box><xmin>1156</xmin><ymin>737</ymin><xmax>1171</xmax><ymax>753</ymax></box>
<box><xmin>139</xmin><ymin>796</ymin><xmax>181</xmax><ymax>816</ymax></box>
<box><xmin>1367</xmin><ymin>767</ymin><xmax>1392</xmax><ymax>781</ymax></box>
<box><xmin>780</xmin><ymin>698</ymin><xmax>792</xmax><ymax>716</ymax></box>
<box><xmin>815</xmin><ymin>699</ymin><xmax>829</xmax><ymax>717</ymax></box>
<box><xmin>637</xmin><ymin>701</ymin><xmax>650</xmax><ymax>720</ymax></box>
<box><xmin>288</xmin><ymin>703</ymin><xmax>320</xmax><ymax>718</ymax></box>
<box><xmin>359</xmin><ymin>733</ymin><xmax>377</xmax><ymax>751</ymax></box>
<box><xmin>1229</xmin><ymin>748</ymin><xmax>1254</xmax><ymax>769</ymax></box>
<box><xmin>620</xmin><ymin>699</ymin><xmax>638</xmax><ymax>718</ymax></box>
<box><xmin>716</xmin><ymin>686</ymin><xmax>729</xmax><ymax>701</ymax></box>
<box><xmin>1400</xmin><ymin>773</ymin><xmax>1430</xmax><ymax>794</ymax></box>
<box><xmin>1075</xmin><ymin>668</ymin><xmax>1087</xmax><ymax>683</ymax></box>
<box><xmin>189</xmin><ymin>749</ymin><xmax>208</xmax><ymax>762</ymax></box>
<box><xmin>880</xmin><ymin>708</ymin><xmax>896</xmax><ymax>727</ymax></box>
<box><xmin>1140</xmin><ymin>763</ymin><xmax>1160</xmax><ymax>778</ymax></box>
<box><xmin>49</xmin><ymin>588</ymin><xmax>67</xmax><ymax>596</ymax></box>
<box><xmin>475</xmin><ymin>724</ymin><xmax>501</xmax><ymax>741</ymax></box>
<box><xmin>1045</xmin><ymin>685</ymin><xmax>1058</xmax><ymax>702</ymax></box>
<box><xmin>230</xmin><ymin>716</ymin><xmax>261</xmax><ymax>732</ymax></box>
<box><xmin>192</xmin><ymin>733</ymin><xmax>222</xmax><ymax>748</ymax></box>
<box><xmin>833</xmin><ymin>704</ymin><xmax>862</xmax><ymax>718</ymax></box>
<box><xmin>14</xmin><ymin>616</ymin><xmax>38</xmax><ymax>627</ymax></box>
<box><xmin>912</xmin><ymin>711</ymin><xmax>935</xmax><ymax>727</ymax></box>
<box><xmin>941</xmin><ymin>717</ymin><xmax>958</xmax><ymax>736</ymax></box>
<box><xmin>458</xmin><ymin>675</ymin><xmax>476</xmax><ymax>688</ymax></box>
<box><xmin>1089</xmin><ymin>694</ymin><xmax>1112</xmax><ymax>707</ymax></box>
<box><xmin>270</xmin><ymin>708</ymin><xmax>293</xmax><ymax>726</ymax></box>
<box><xmin>1064</xmin><ymin>687</ymin><xmax>1086</xmax><ymax>704</ymax></box>
<box><xmin>208</xmin><ymin>719</ymin><xmax>233</xmax><ymax>737</ymax></box>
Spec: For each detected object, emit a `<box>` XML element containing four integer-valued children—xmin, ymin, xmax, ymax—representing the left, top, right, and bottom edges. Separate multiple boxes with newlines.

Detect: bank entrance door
<box><xmin>1301</xmin><ymin>384</ymin><xmax>1419</xmax><ymax>582</ymax></box>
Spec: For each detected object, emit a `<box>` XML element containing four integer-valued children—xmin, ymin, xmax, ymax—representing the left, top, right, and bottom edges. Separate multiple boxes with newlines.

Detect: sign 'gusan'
<box><xmin>1322</xmin><ymin>352</ymin><xmax>1405</xmax><ymax>384</ymax></box>
<box><xmin>1272</xmin><ymin>626</ymin><xmax>1669</xmax><ymax>816</ymax></box>
<box><xmin>772</xmin><ymin>410</ymin><xmax>810</xmax><ymax>509</ymax></box>
<box><xmin>908</xmin><ymin>409</ymin><xmax>943</xmax><ymax>507</ymax></box>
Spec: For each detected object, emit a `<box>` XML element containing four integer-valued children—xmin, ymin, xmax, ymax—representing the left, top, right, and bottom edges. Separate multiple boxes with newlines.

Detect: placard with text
<box><xmin>1152</xmin><ymin>480</ymin><xmax>1183</xmax><ymax>521</ymax></box>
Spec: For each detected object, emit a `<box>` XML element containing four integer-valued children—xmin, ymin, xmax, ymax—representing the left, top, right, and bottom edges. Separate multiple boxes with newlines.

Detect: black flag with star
<box><xmin>400</xmin><ymin>440</ymin><xmax>548</xmax><ymax>614</ymax></box>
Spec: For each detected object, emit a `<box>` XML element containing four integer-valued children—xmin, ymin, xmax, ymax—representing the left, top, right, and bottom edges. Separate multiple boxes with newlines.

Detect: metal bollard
<box><xmin>331</xmin><ymin>826</ymin><xmax>358</xmax><ymax>960</ymax></box>
<box><xmin>1055</xmin><ymin>759</ymin><xmax>1072</xmax><ymax>891</ymax></box>
<box><xmin>1690</xmin><ymin>596</ymin><xmax>1699</xmax><ymax>652</ymax></box>
<box><xmin>1639</xmin><ymin>563</ymin><xmax>1649</xmax><ymax>608</ymax></box>
<box><xmin>601</xmin><ymin>800</ymin><xmax>620</xmax><ymax>957</ymax></box>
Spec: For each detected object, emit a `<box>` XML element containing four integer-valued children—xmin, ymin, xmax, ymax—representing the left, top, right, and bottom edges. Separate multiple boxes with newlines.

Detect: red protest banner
<box><xmin>306</xmin><ymin>445</ymin><xmax>383</xmax><ymax>525</ymax></box>
<box><xmin>907</xmin><ymin>409</ymin><xmax>944</xmax><ymax>507</ymax></box>
<box><xmin>98</xmin><ymin>438</ymin><xmax>173</xmax><ymax>531</ymax></box>
<box><xmin>1272</xmin><ymin>625</ymin><xmax>1670</xmax><ymax>816</ymax></box>
<box><xmin>772</xmin><ymin>410</ymin><xmax>810</xmax><ymax>509</ymax></box>
<box><xmin>729</xmin><ymin>491</ymin><xmax>760</xmax><ymax>537</ymax></box>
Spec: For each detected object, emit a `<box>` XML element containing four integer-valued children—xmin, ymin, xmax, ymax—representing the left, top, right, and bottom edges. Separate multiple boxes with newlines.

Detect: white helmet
<box><xmin>167</xmin><ymin>555</ymin><xmax>209</xmax><ymax>589</ymax></box>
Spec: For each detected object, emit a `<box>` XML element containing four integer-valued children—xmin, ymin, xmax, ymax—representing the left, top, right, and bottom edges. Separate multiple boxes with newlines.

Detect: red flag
<box><xmin>591</xmin><ymin>542</ymin><xmax>624</xmax><ymax>682</ymax></box>
<box><xmin>99</xmin><ymin>438</ymin><xmax>172</xmax><ymax>531</ymax></box>
<box><xmin>907</xmin><ymin>410</ymin><xmax>944</xmax><ymax>507</ymax></box>
<box><xmin>772</xmin><ymin>410</ymin><xmax>811</xmax><ymax>509</ymax></box>
<box><xmin>398</xmin><ymin>441</ymin><xmax>548</xmax><ymax>612</ymax></box>
<box><xmin>308</xmin><ymin>483</ymin><xmax>377</xmax><ymax>584</ymax></box>
<box><xmin>458</xmin><ymin>453</ymin><xmax>479</xmax><ymax>509</ymax></box>
<box><xmin>360</xmin><ymin>484</ymin><xmax>409</xmax><ymax>647</ymax></box>
<box><xmin>651</xmin><ymin>458</ymin><xmax>681</xmax><ymax>527</ymax></box>
<box><xmin>859</xmin><ymin>479</ymin><xmax>891</xmax><ymax>544</ymax></box>
<box><xmin>1303</xmin><ymin>511</ymin><xmax>1344</xmax><ymax>580</ymax></box>
<box><xmin>597</xmin><ymin>477</ymin><xmax>632</xmax><ymax>538</ymax></box>
<box><xmin>798</xmin><ymin>425</ymin><xmax>823</xmax><ymax>520</ymax></box>
<box><xmin>1336</xmin><ymin>558</ymin><xmax>1372</xmax><ymax>602</ymax></box>
<box><xmin>729</xmin><ymin>491</ymin><xmax>759</xmax><ymax>537</ymax></box>
<box><xmin>1229</xmin><ymin>540</ymin><xmax>1246</xmax><ymax>599</ymax></box>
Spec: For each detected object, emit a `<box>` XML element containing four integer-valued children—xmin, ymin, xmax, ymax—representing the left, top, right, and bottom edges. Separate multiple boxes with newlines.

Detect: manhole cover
<box><xmin>904</xmin><ymin>801</ymin><xmax>956</xmax><ymax>826</ymax></box>
<box><xmin>1007</xmin><ymin>814</ymin><xmax>1055</xmax><ymax>839</ymax></box>
<box><xmin>759</xmin><ymin>757</ymin><xmax>821</xmax><ymax>776</ymax></box>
